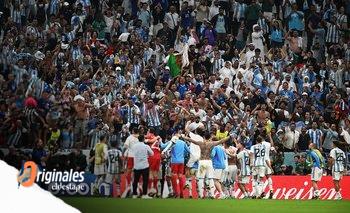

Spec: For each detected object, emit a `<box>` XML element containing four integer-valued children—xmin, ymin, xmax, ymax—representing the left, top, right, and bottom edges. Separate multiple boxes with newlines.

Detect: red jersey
<box><xmin>145</xmin><ymin>133</ymin><xmax>161</xmax><ymax>159</ymax></box>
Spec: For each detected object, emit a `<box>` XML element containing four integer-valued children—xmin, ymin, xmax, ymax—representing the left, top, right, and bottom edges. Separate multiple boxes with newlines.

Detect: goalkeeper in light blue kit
<box><xmin>306</xmin><ymin>143</ymin><xmax>325</xmax><ymax>199</ymax></box>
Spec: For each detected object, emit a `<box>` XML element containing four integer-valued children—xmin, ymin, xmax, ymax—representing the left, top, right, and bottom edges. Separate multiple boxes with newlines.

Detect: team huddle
<box><xmin>90</xmin><ymin>125</ymin><xmax>346</xmax><ymax>200</ymax></box>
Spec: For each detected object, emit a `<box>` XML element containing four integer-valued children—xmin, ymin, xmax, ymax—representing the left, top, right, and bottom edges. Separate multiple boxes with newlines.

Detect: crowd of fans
<box><xmin>0</xmin><ymin>0</ymin><xmax>349</xmax><ymax>175</ymax></box>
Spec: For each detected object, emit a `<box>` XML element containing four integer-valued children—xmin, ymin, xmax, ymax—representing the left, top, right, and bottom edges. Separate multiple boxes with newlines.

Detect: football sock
<box><xmin>198</xmin><ymin>178</ymin><xmax>204</xmax><ymax>198</ymax></box>
<box><xmin>268</xmin><ymin>177</ymin><xmax>273</xmax><ymax>191</ymax></box>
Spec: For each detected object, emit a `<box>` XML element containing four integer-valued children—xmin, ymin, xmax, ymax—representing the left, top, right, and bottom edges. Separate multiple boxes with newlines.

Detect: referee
<box><xmin>131</xmin><ymin>134</ymin><xmax>154</xmax><ymax>199</ymax></box>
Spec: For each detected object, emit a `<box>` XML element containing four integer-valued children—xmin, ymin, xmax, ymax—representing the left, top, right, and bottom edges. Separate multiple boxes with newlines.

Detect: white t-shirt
<box><xmin>190</xmin><ymin>108</ymin><xmax>207</xmax><ymax>120</ymax></box>
<box><xmin>124</xmin><ymin>134</ymin><xmax>139</xmax><ymax>157</ymax></box>
<box><xmin>132</xmin><ymin>142</ymin><xmax>154</xmax><ymax>170</ymax></box>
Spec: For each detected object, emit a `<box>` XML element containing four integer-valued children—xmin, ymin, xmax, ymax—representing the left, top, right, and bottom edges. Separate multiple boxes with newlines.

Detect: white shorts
<box><xmin>238</xmin><ymin>175</ymin><xmax>250</xmax><ymax>184</ymax></box>
<box><xmin>197</xmin><ymin>160</ymin><xmax>214</xmax><ymax>179</ymax></box>
<box><xmin>252</xmin><ymin>166</ymin><xmax>265</xmax><ymax>178</ymax></box>
<box><xmin>213</xmin><ymin>169</ymin><xmax>224</xmax><ymax>180</ymax></box>
<box><xmin>94</xmin><ymin>164</ymin><xmax>106</xmax><ymax>176</ymax></box>
<box><xmin>105</xmin><ymin>173</ymin><xmax>120</xmax><ymax>184</ymax></box>
<box><xmin>187</xmin><ymin>156</ymin><xmax>199</xmax><ymax>168</ymax></box>
<box><xmin>227</xmin><ymin>165</ymin><xmax>238</xmax><ymax>182</ymax></box>
<box><xmin>311</xmin><ymin>167</ymin><xmax>323</xmax><ymax>182</ymax></box>
<box><xmin>265</xmin><ymin>166</ymin><xmax>273</xmax><ymax>175</ymax></box>
<box><xmin>332</xmin><ymin>171</ymin><xmax>343</xmax><ymax>181</ymax></box>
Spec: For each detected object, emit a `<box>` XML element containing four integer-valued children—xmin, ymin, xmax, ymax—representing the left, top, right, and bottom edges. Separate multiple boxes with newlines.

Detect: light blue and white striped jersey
<box><xmin>237</xmin><ymin>149</ymin><xmax>250</xmax><ymax>176</ymax></box>
<box><xmin>250</xmin><ymin>143</ymin><xmax>266</xmax><ymax>167</ymax></box>
<box><xmin>330</xmin><ymin>147</ymin><xmax>346</xmax><ymax>172</ymax></box>
<box><xmin>133</xmin><ymin>64</ymin><xmax>142</xmax><ymax>79</ymax></box>
<box><xmin>107</xmin><ymin>148</ymin><xmax>122</xmax><ymax>174</ymax></box>
<box><xmin>233</xmin><ymin>2</ymin><xmax>247</xmax><ymax>21</ymax></box>
<box><xmin>307</xmin><ymin>129</ymin><xmax>323</xmax><ymax>149</ymax></box>
<box><xmin>144</xmin><ymin>106</ymin><xmax>161</xmax><ymax>127</ymax></box>
<box><xmin>326</xmin><ymin>22</ymin><xmax>340</xmax><ymax>44</ymax></box>
<box><xmin>122</xmin><ymin>105</ymin><xmax>140</xmax><ymax>124</ymax></box>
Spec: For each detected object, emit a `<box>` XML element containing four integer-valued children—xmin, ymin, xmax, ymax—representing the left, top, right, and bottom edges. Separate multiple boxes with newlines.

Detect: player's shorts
<box><xmin>238</xmin><ymin>175</ymin><xmax>250</xmax><ymax>184</ymax></box>
<box><xmin>252</xmin><ymin>166</ymin><xmax>265</xmax><ymax>178</ymax></box>
<box><xmin>149</xmin><ymin>157</ymin><xmax>161</xmax><ymax>171</ymax></box>
<box><xmin>227</xmin><ymin>165</ymin><xmax>238</xmax><ymax>183</ymax></box>
<box><xmin>265</xmin><ymin>166</ymin><xmax>273</xmax><ymax>175</ymax></box>
<box><xmin>197</xmin><ymin>160</ymin><xmax>214</xmax><ymax>179</ymax></box>
<box><xmin>311</xmin><ymin>167</ymin><xmax>323</xmax><ymax>182</ymax></box>
<box><xmin>127</xmin><ymin>157</ymin><xmax>134</xmax><ymax>170</ymax></box>
<box><xmin>213</xmin><ymin>169</ymin><xmax>224</xmax><ymax>180</ymax></box>
<box><xmin>332</xmin><ymin>171</ymin><xmax>343</xmax><ymax>181</ymax></box>
<box><xmin>186</xmin><ymin>156</ymin><xmax>199</xmax><ymax>168</ymax></box>
<box><xmin>105</xmin><ymin>173</ymin><xmax>121</xmax><ymax>184</ymax></box>
<box><xmin>171</xmin><ymin>163</ymin><xmax>184</xmax><ymax>175</ymax></box>
<box><xmin>94</xmin><ymin>164</ymin><xmax>106</xmax><ymax>175</ymax></box>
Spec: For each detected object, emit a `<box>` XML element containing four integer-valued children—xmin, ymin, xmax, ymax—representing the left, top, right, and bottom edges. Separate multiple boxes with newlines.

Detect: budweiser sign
<box><xmin>113</xmin><ymin>175</ymin><xmax>350</xmax><ymax>200</ymax></box>
<box><xmin>232</xmin><ymin>176</ymin><xmax>349</xmax><ymax>200</ymax></box>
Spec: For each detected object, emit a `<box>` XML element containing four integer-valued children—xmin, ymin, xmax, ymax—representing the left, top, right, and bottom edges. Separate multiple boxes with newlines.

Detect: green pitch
<box><xmin>62</xmin><ymin>197</ymin><xmax>350</xmax><ymax>213</ymax></box>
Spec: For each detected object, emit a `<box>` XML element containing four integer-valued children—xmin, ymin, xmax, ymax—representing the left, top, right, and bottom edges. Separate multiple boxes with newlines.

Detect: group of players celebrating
<box><xmin>91</xmin><ymin>125</ymin><xmax>346</xmax><ymax>200</ymax></box>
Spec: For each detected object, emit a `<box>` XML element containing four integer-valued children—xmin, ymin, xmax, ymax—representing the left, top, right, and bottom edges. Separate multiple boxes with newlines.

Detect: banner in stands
<box><xmin>53</xmin><ymin>174</ymin><xmax>349</xmax><ymax>200</ymax></box>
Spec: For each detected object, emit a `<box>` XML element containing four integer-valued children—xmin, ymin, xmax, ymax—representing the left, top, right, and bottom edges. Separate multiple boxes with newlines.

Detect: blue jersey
<box><xmin>211</xmin><ymin>145</ymin><xmax>227</xmax><ymax>169</ymax></box>
<box><xmin>161</xmin><ymin>139</ymin><xmax>190</xmax><ymax>164</ymax></box>
<box><xmin>307</xmin><ymin>149</ymin><xmax>324</xmax><ymax>169</ymax></box>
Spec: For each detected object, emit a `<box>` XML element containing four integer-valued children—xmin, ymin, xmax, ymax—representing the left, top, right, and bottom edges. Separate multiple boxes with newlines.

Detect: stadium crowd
<box><xmin>0</xmin><ymin>0</ymin><xmax>349</xmax><ymax>199</ymax></box>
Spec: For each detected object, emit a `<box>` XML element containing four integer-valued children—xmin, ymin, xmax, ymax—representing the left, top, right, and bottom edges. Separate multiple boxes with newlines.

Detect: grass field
<box><xmin>62</xmin><ymin>197</ymin><xmax>350</xmax><ymax>213</ymax></box>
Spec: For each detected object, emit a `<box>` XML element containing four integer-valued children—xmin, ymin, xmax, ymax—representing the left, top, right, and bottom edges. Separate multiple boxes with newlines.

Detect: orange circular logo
<box><xmin>17</xmin><ymin>161</ymin><xmax>38</xmax><ymax>187</ymax></box>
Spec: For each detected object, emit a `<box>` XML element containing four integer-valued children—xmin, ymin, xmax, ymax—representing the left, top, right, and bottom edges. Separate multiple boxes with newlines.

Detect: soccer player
<box><xmin>236</xmin><ymin>142</ymin><xmax>251</xmax><ymax>199</ymax></box>
<box><xmin>105</xmin><ymin>142</ymin><xmax>123</xmax><ymax>197</ymax></box>
<box><xmin>161</xmin><ymin>134</ymin><xmax>191</xmax><ymax>198</ymax></box>
<box><xmin>329</xmin><ymin>141</ymin><xmax>346</xmax><ymax>200</ymax></box>
<box><xmin>123</xmin><ymin>127</ymin><xmax>139</xmax><ymax>197</ymax></box>
<box><xmin>181</xmin><ymin>130</ymin><xmax>231</xmax><ymax>199</ymax></box>
<box><xmin>93</xmin><ymin>135</ymin><xmax>108</xmax><ymax>195</ymax></box>
<box><xmin>160</xmin><ymin>140</ymin><xmax>175</xmax><ymax>198</ymax></box>
<box><xmin>184</xmin><ymin>128</ymin><xmax>203</xmax><ymax>198</ymax></box>
<box><xmin>306</xmin><ymin>143</ymin><xmax>325</xmax><ymax>199</ymax></box>
<box><xmin>211</xmin><ymin>143</ymin><xmax>227</xmax><ymax>199</ymax></box>
<box><xmin>250</xmin><ymin>136</ymin><xmax>268</xmax><ymax>198</ymax></box>
<box><xmin>224</xmin><ymin>143</ymin><xmax>238</xmax><ymax>198</ymax></box>
<box><xmin>145</xmin><ymin>128</ymin><xmax>162</xmax><ymax>196</ymax></box>
<box><xmin>262</xmin><ymin>133</ymin><xmax>274</xmax><ymax>199</ymax></box>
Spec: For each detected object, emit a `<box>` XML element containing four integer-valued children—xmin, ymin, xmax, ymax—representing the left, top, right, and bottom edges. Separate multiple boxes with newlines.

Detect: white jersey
<box><xmin>107</xmin><ymin>148</ymin><xmax>122</xmax><ymax>174</ymax></box>
<box><xmin>237</xmin><ymin>149</ymin><xmax>250</xmax><ymax>176</ymax></box>
<box><xmin>330</xmin><ymin>147</ymin><xmax>346</xmax><ymax>172</ymax></box>
<box><xmin>123</xmin><ymin>134</ymin><xmax>138</xmax><ymax>157</ymax></box>
<box><xmin>250</xmin><ymin>143</ymin><xmax>266</xmax><ymax>167</ymax></box>
<box><xmin>262</xmin><ymin>141</ymin><xmax>271</xmax><ymax>163</ymax></box>
<box><xmin>189</xmin><ymin>132</ymin><xmax>202</xmax><ymax>160</ymax></box>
